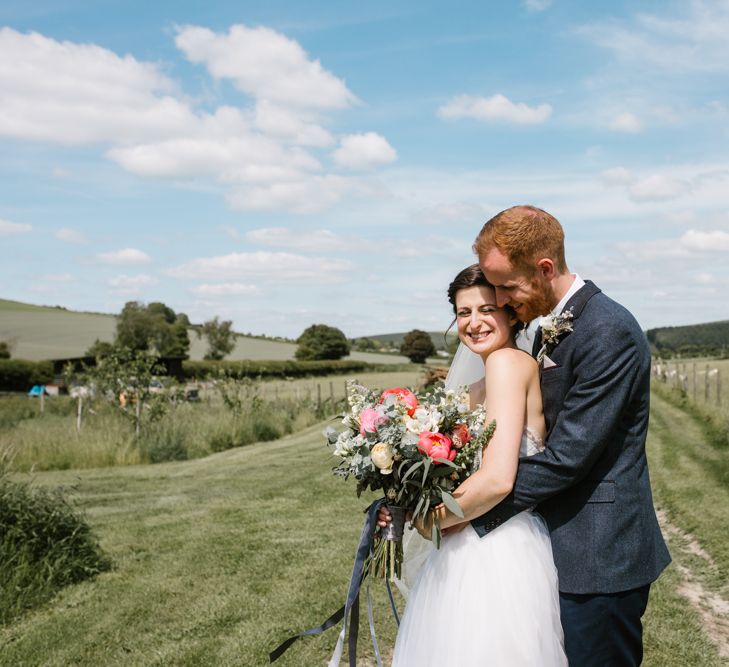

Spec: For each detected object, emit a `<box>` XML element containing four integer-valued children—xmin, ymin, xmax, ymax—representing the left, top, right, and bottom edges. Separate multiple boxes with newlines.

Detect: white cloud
<box><xmin>253</xmin><ymin>100</ymin><xmax>334</xmax><ymax>147</ymax></box>
<box><xmin>191</xmin><ymin>283</ymin><xmax>260</xmax><ymax>296</ymax></box>
<box><xmin>628</xmin><ymin>174</ymin><xmax>690</xmax><ymax>202</ymax></box>
<box><xmin>108</xmin><ymin>273</ymin><xmax>159</xmax><ymax>295</ymax></box>
<box><xmin>0</xmin><ymin>219</ymin><xmax>32</xmax><ymax>235</ymax></box>
<box><xmin>331</xmin><ymin>132</ymin><xmax>397</xmax><ymax>170</ymax></box>
<box><xmin>578</xmin><ymin>1</ymin><xmax>729</xmax><ymax>74</ymax></box>
<box><xmin>0</xmin><ymin>28</ymin><xmax>195</xmax><ymax>145</ymax></box>
<box><xmin>608</xmin><ymin>112</ymin><xmax>642</xmax><ymax>133</ymax></box>
<box><xmin>438</xmin><ymin>94</ymin><xmax>552</xmax><ymax>125</ymax></box>
<box><xmin>55</xmin><ymin>228</ymin><xmax>87</xmax><ymax>243</ymax></box>
<box><xmin>97</xmin><ymin>248</ymin><xmax>152</xmax><ymax>265</ymax></box>
<box><xmin>616</xmin><ymin>229</ymin><xmax>729</xmax><ymax>261</ymax></box>
<box><xmin>166</xmin><ymin>251</ymin><xmax>351</xmax><ymax>283</ymax></box>
<box><xmin>246</xmin><ymin>227</ymin><xmax>353</xmax><ymax>252</ymax></box>
<box><xmin>227</xmin><ymin>174</ymin><xmax>365</xmax><ymax>214</ymax></box>
<box><xmin>175</xmin><ymin>24</ymin><xmax>357</xmax><ymax>110</ymax></box>
<box><xmin>693</xmin><ymin>272</ymin><xmax>714</xmax><ymax>285</ymax></box>
<box><xmin>601</xmin><ymin>166</ymin><xmax>633</xmax><ymax>185</ymax></box>
<box><xmin>681</xmin><ymin>229</ymin><xmax>729</xmax><ymax>252</ymax></box>
<box><xmin>0</xmin><ymin>27</ymin><xmax>395</xmax><ymax>216</ymax></box>
<box><xmin>523</xmin><ymin>0</ymin><xmax>552</xmax><ymax>12</ymax></box>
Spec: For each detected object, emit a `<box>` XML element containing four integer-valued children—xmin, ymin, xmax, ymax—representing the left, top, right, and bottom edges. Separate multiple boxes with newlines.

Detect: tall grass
<box><xmin>1</xmin><ymin>370</ymin><xmax>425</xmax><ymax>472</ymax></box>
<box><xmin>0</xmin><ymin>464</ymin><xmax>110</xmax><ymax>624</ymax></box>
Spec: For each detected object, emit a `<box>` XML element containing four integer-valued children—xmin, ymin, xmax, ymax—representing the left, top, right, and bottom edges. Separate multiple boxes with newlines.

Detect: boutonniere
<box><xmin>537</xmin><ymin>307</ymin><xmax>574</xmax><ymax>364</ymax></box>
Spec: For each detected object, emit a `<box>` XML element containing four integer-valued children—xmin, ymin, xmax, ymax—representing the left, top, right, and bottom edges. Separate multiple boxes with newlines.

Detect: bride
<box><xmin>384</xmin><ymin>264</ymin><xmax>567</xmax><ymax>666</ymax></box>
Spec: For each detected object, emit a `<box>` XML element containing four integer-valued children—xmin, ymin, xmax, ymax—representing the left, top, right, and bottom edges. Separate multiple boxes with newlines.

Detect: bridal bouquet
<box><xmin>325</xmin><ymin>380</ymin><xmax>496</xmax><ymax>580</ymax></box>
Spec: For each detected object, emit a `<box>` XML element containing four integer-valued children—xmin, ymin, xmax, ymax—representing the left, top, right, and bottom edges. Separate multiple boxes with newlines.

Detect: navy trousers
<box><xmin>559</xmin><ymin>584</ymin><xmax>651</xmax><ymax>667</ymax></box>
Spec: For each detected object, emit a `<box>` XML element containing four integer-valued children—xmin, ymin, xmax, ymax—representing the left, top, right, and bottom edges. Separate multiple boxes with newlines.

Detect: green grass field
<box><xmin>0</xmin><ymin>298</ymin><xmax>437</xmax><ymax>365</ymax></box>
<box><xmin>1</xmin><ymin>383</ymin><xmax>727</xmax><ymax>665</ymax></box>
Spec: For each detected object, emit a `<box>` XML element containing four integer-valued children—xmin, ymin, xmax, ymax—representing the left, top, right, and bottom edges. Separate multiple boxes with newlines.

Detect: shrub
<box><xmin>0</xmin><ymin>470</ymin><xmax>111</xmax><ymax>624</ymax></box>
<box><xmin>182</xmin><ymin>358</ymin><xmax>372</xmax><ymax>380</ymax></box>
<box><xmin>0</xmin><ymin>359</ymin><xmax>54</xmax><ymax>391</ymax></box>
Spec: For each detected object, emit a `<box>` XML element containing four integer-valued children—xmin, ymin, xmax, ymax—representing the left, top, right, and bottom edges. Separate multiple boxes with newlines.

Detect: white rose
<box><xmin>371</xmin><ymin>442</ymin><xmax>394</xmax><ymax>474</ymax></box>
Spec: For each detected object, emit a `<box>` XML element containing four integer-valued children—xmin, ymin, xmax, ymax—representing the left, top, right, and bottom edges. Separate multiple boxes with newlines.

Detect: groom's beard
<box><xmin>518</xmin><ymin>277</ymin><xmax>557</xmax><ymax>323</ymax></box>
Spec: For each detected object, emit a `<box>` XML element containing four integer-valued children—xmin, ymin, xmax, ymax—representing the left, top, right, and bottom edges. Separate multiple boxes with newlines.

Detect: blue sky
<box><xmin>2</xmin><ymin>0</ymin><xmax>729</xmax><ymax>338</ymax></box>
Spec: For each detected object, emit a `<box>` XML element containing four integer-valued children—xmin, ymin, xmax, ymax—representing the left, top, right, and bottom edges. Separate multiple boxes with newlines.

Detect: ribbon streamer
<box><xmin>269</xmin><ymin>498</ymin><xmax>388</xmax><ymax>665</ymax></box>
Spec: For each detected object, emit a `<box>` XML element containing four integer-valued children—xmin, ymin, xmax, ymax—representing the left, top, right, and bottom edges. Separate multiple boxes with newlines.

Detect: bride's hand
<box><xmin>442</xmin><ymin>522</ymin><xmax>467</xmax><ymax>537</ymax></box>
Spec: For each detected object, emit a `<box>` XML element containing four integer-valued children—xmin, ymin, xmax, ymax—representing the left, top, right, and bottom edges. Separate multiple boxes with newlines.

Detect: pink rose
<box><xmin>380</xmin><ymin>387</ymin><xmax>418</xmax><ymax>416</ymax></box>
<box><xmin>417</xmin><ymin>431</ymin><xmax>456</xmax><ymax>463</ymax></box>
<box><xmin>359</xmin><ymin>408</ymin><xmax>388</xmax><ymax>436</ymax></box>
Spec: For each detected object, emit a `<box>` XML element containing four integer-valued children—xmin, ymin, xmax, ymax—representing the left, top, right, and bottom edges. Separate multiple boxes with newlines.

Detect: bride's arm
<box><xmin>427</xmin><ymin>350</ymin><xmax>528</xmax><ymax>532</ymax></box>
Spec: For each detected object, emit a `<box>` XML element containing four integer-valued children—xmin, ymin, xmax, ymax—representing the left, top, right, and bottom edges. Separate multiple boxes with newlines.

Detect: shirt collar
<box><xmin>552</xmin><ymin>274</ymin><xmax>584</xmax><ymax>316</ymax></box>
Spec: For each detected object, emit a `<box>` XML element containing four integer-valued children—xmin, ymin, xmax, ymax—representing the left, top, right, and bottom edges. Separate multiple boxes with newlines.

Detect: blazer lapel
<box><xmin>529</xmin><ymin>281</ymin><xmax>602</xmax><ymax>359</ymax></box>
<box><xmin>563</xmin><ymin>280</ymin><xmax>601</xmax><ymax>320</ymax></box>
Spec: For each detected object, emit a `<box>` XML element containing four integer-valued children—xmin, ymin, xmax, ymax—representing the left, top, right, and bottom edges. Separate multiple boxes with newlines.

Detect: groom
<box><xmin>470</xmin><ymin>205</ymin><xmax>670</xmax><ymax>666</ymax></box>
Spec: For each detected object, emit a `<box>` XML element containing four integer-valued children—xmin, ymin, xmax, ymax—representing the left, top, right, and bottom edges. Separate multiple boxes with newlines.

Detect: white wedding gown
<box><xmin>391</xmin><ymin>429</ymin><xmax>567</xmax><ymax>666</ymax></box>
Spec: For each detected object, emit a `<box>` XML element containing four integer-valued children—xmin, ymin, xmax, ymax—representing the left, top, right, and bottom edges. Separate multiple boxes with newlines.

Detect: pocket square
<box><xmin>543</xmin><ymin>355</ymin><xmax>557</xmax><ymax>369</ymax></box>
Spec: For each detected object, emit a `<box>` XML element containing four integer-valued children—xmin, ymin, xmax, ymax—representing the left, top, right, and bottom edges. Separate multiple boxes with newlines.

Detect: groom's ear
<box><xmin>536</xmin><ymin>258</ymin><xmax>556</xmax><ymax>279</ymax></box>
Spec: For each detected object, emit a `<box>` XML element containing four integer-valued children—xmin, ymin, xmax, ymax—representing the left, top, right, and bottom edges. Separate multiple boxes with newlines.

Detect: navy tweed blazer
<box><xmin>471</xmin><ymin>281</ymin><xmax>671</xmax><ymax>595</ymax></box>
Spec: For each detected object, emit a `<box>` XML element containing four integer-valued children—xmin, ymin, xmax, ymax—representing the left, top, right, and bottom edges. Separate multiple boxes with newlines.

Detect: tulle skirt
<box><xmin>392</xmin><ymin>511</ymin><xmax>566</xmax><ymax>666</ymax></box>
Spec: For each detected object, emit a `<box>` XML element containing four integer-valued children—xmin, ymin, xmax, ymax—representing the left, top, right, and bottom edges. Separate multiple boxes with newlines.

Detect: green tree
<box><xmin>115</xmin><ymin>301</ymin><xmax>190</xmax><ymax>358</ymax></box>
<box><xmin>400</xmin><ymin>329</ymin><xmax>436</xmax><ymax>363</ymax></box>
<box><xmin>295</xmin><ymin>324</ymin><xmax>350</xmax><ymax>361</ymax></box>
<box><xmin>0</xmin><ymin>342</ymin><xmax>11</xmax><ymax>360</ymax></box>
<box><xmin>84</xmin><ymin>347</ymin><xmax>165</xmax><ymax>437</ymax></box>
<box><xmin>199</xmin><ymin>317</ymin><xmax>236</xmax><ymax>361</ymax></box>
<box><xmin>84</xmin><ymin>339</ymin><xmax>114</xmax><ymax>360</ymax></box>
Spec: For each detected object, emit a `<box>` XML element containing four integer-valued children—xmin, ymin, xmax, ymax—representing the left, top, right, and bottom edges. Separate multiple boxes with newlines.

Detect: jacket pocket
<box><xmin>584</xmin><ymin>480</ymin><xmax>616</xmax><ymax>503</ymax></box>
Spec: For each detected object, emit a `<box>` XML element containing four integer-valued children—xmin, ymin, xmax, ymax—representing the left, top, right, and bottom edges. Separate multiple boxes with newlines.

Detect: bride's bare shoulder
<box><xmin>485</xmin><ymin>347</ymin><xmax>537</xmax><ymax>376</ymax></box>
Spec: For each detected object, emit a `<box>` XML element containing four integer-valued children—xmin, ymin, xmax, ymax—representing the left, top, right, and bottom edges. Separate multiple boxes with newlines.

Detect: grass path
<box><xmin>644</xmin><ymin>389</ymin><xmax>729</xmax><ymax>664</ymax></box>
<box><xmin>1</xmin><ymin>388</ymin><xmax>728</xmax><ymax>665</ymax></box>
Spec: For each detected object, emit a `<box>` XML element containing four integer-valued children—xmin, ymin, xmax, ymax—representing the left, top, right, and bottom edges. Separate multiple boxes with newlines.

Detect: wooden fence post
<box><xmin>693</xmin><ymin>362</ymin><xmax>697</xmax><ymax>402</ymax></box>
<box><xmin>40</xmin><ymin>388</ymin><xmax>45</xmax><ymax>414</ymax></box>
<box><xmin>329</xmin><ymin>381</ymin><xmax>335</xmax><ymax>404</ymax></box>
<box><xmin>316</xmin><ymin>383</ymin><xmax>322</xmax><ymax>411</ymax></box>
<box><xmin>76</xmin><ymin>396</ymin><xmax>83</xmax><ymax>433</ymax></box>
<box><xmin>705</xmin><ymin>364</ymin><xmax>710</xmax><ymax>401</ymax></box>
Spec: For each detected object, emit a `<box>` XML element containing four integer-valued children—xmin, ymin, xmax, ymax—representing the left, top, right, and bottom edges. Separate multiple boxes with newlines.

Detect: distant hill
<box><xmin>646</xmin><ymin>320</ymin><xmax>729</xmax><ymax>357</ymax></box>
<box><xmin>356</xmin><ymin>330</ymin><xmax>457</xmax><ymax>352</ymax></box>
<box><xmin>0</xmin><ymin>298</ymin><xmax>435</xmax><ymax>365</ymax></box>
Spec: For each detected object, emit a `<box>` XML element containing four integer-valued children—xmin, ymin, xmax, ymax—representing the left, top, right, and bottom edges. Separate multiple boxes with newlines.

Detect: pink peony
<box><xmin>451</xmin><ymin>423</ymin><xmax>471</xmax><ymax>449</ymax></box>
<box><xmin>380</xmin><ymin>387</ymin><xmax>419</xmax><ymax>416</ymax></box>
<box><xmin>417</xmin><ymin>431</ymin><xmax>456</xmax><ymax>463</ymax></box>
<box><xmin>359</xmin><ymin>408</ymin><xmax>388</xmax><ymax>436</ymax></box>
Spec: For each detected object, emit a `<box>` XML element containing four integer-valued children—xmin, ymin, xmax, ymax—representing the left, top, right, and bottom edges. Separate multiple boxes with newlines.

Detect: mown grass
<box><xmin>0</xmin><ymin>425</ymin><xmax>399</xmax><ymax>666</ymax></box>
<box><xmin>0</xmin><ymin>384</ymin><xmax>727</xmax><ymax>665</ymax></box>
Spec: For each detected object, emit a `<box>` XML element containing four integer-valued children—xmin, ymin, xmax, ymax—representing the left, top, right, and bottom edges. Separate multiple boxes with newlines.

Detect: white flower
<box><xmin>333</xmin><ymin>432</ymin><xmax>355</xmax><ymax>457</ymax></box>
<box><xmin>371</xmin><ymin>442</ymin><xmax>395</xmax><ymax>474</ymax></box>
<box><xmin>405</xmin><ymin>407</ymin><xmax>443</xmax><ymax>434</ymax></box>
<box><xmin>537</xmin><ymin>307</ymin><xmax>574</xmax><ymax>363</ymax></box>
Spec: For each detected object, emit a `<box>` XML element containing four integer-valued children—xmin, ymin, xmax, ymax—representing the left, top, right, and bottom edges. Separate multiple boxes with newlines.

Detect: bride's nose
<box><xmin>469</xmin><ymin>310</ymin><xmax>482</xmax><ymax>330</ymax></box>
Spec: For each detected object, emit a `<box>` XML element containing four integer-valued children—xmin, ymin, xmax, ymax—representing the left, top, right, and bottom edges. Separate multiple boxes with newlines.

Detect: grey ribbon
<box><xmin>269</xmin><ymin>498</ymin><xmax>388</xmax><ymax>665</ymax></box>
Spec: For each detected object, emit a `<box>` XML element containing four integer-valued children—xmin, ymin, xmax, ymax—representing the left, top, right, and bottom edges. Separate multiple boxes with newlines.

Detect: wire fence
<box><xmin>652</xmin><ymin>359</ymin><xmax>726</xmax><ymax>415</ymax></box>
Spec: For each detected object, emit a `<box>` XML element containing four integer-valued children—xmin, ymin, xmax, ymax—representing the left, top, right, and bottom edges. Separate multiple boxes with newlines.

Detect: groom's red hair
<box><xmin>473</xmin><ymin>205</ymin><xmax>567</xmax><ymax>275</ymax></box>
